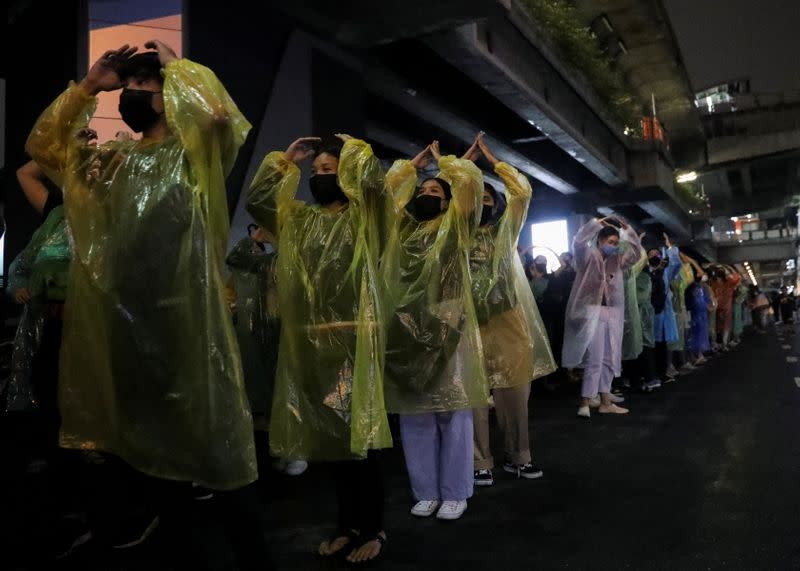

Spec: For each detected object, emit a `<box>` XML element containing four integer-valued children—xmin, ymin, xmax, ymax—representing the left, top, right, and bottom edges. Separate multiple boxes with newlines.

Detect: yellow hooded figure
<box><xmin>246</xmin><ymin>136</ymin><xmax>392</xmax><ymax>461</ymax></box>
<box><xmin>25</xmin><ymin>44</ymin><xmax>256</xmax><ymax>490</ymax></box>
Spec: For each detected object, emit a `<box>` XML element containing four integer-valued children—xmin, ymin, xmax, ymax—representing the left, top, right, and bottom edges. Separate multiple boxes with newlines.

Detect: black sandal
<box><xmin>318</xmin><ymin>528</ymin><xmax>359</xmax><ymax>559</ymax></box>
<box><xmin>346</xmin><ymin>533</ymin><xmax>386</xmax><ymax>567</ymax></box>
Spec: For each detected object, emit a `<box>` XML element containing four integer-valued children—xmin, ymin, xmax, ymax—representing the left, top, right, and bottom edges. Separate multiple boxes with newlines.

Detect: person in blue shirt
<box><xmin>645</xmin><ymin>234</ymin><xmax>682</xmax><ymax>383</ymax></box>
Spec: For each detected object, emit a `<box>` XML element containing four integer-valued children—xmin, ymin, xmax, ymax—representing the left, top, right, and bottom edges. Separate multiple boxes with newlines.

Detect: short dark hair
<box><xmin>597</xmin><ymin>226</ymin><xmax>619</xmax><ymax>241</ymax></box>
<box><xmin>420</xmin><ymin>177</ymin><xmax>452</xmax><ymax>200</ymax></box>
<box><xmin>119</xmin><ymin>52</ymin><xmax>163</xmax><ymax>84</ymax></box>
<box><xmin>313</xmin><ymin>137</ymin><xmax>344</xmax><ymax>160</ymax></box>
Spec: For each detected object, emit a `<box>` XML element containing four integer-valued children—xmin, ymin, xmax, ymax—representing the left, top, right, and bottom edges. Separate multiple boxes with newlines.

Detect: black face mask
<box><xmin>413</xmin><ymin>194</ymin><xmax>445</xmax><ymax>221</ymax></box>
<box><xmin>649</xmin><ymin>256</ymin><xmax>662</xmax><ymax>267</ymax></box>
<box><xmin>119</xmin><ymin>88</ymin><xmax>163</xmax><ymax>133</ymax></box>
<box><xmin>479</xmin><ymin>205</ymin><xmax>493</xmax><ymax>227</ymax></box>
<box><xmin>309</xmin><ymin>174</ymin><xmax>347</xmax><ymax>206</ymax></box>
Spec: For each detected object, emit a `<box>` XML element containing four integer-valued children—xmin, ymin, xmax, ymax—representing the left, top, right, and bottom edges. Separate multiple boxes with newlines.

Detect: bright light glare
<box><xmin>530</xmin><ymin>219</ymin><xmax>569</xmax><ymax>273</ymax></box>
<box><xmin>676</xmin><ymin>171</ymin><xmax>698</xmax><ymax>183</ymax></box>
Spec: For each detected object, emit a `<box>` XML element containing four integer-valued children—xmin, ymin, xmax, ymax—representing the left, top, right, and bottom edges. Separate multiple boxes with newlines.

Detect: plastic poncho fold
<box><xmin>246</xmin><ymin>138</ymin><xmax>392</xmax><ymax>461</ymax></box>
<box><xmin>668</xmin><ymin>262</ymin><xmax>694</xmax><ymax>351</ymax></box>
<box><xmin>621</xmin><ymin>251</ymin><xmax>647</xmax><ymax>361</ymax></box>
<box><xmin>225</xmin><ymin>237</ymin><xmax>279</xmax><ymax>416</ymax></box>
<box><xmin>637</xmin><ymin>266</ymin><xmax>655</xmax><ymax>348</ymax></box>
<box><xmin>382</xmin><ymin>156</ymin><xmax>489</xmax><ymax>413</ymax></box>
<box><xmin>469</xmin><ymin>162</ymin><xmax>555</xmax><ymax>388</ymax></box>
<box><xmin>562</xmin><ymin>219</ymin><xmax>643</xmax><ymax>376</ymax></box>
<box><xmin>25</xmin><ymin>59</ymin><xmax>257</xmax><ymax>490</ymax></box>
<box><xmin>3</xmin><ymin>207</ymin><xmax>70</xmax><ymax>412</ymax></box>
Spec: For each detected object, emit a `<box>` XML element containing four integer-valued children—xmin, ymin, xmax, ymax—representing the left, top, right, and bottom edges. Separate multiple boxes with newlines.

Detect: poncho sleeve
<box><xmin>246</xmin><ymin>151</ymin><xmax>301</xmax><ymax>244</ymax></box>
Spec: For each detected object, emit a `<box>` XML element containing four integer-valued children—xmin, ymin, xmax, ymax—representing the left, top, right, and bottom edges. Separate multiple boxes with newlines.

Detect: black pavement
<box><xmin>9</xmin><ymin>328</ymin><xmax>800</xmax><ymax>570</ymax></box>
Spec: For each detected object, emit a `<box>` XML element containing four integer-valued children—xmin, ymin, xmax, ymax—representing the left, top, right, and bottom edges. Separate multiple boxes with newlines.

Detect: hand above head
<box><xmin>663</xmin><ymin>232</ymin><xmax>672</xmax><ymax>248</ymax></box>
<box><xmin>144</xmin><ymin>40</ymin><xmax>178</xmax><ymax>66</ymax></box>
<box><xmin>476</xmin><ymin>132</ymin><xmax>499</xmax><ymax>166</ymax></box>
<box><xmin>15</xmin><ymin>288</ymin><xmax>31</xmax><ymax>305</ymax></box>
<box><xmin>334</xmin><ymin>133</ymin><xmax>354</xmax><ymax>142</ymax></box>
<box><xmin>430</xmin><ymin>140</ymin><xmax>443</xmax><ymax>162</ymax></box>
<box><xmin>285</xmin><ymin>137</ymin><xmax>321</xmax><ymax>164</ymax></box>
<box><xmin>461</xmin><ymin>134</ymin><xmax>482</xmax><ymax>162</ymax></box>
<box><xmin>639</xmin><ymin>231</ymin><xmax>646</xmax><ymax>241</ymax></box>
<box><xmin>410</xmin><ymin>145</ymin><xmax>432</xmax><ymax>170</ymax></box>
<box><xmin>81</xmin><ymin>44</ymin><xmax>138</xmax><ymax>95</ymax></box>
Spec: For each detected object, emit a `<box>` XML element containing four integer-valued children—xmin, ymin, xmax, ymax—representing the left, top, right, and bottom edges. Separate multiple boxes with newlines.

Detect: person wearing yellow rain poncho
<box><xmin>26</xmin><ymin>42</ymin><xmax>259</xmax><ymax>549</ymax></box>
<box><xmin>382</xmin><ymin>138</ymin><xmax>488</xmax><ymax>522</ymax></box>
<box><xmin>246</xmin><ymin>135</ymin><xmax>391</xmax><ymax>564</ymax></box>
<box><xmin>467</xmin><ymin>136</ymin><xmax>555</xmax><ymax>488</ymax></box>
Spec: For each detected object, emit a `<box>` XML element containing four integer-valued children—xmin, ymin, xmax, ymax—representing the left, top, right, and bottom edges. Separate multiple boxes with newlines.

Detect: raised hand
<box><xmin>663</xmin><ymin>232</ymin><xmax>672</xmax><ymax>248</ymax></box>
<box><xmin>334</xmin><ymin>133</ymin><xmax>354</xmax><ymax>142</ymax></box>
<box><xmin>476</xmin><ymin>132</ymin><xmax>499</xmax><ymax>165</ymax></box>
<box><xmin>15</xmin><ymin>288</ymin><xmax>31</xmax><ymax>305</ymax></box>
<box><xmin>144</xmin><ymin>40</ymin><xmax>178</xmax><ymax>66</ymax></box>
<box><xmin>461</xmin><ymin>133</ymin><xmax>482</xmax><ymax>162</ymax></box>
<box><xmin>81</xmin><ymin>44</ymin><xmax>138</xmax><ymax>94</ymax></box>
<box><xmin>639</xmin><ymin>231</ymin><xmax>646</xmax><ymax>241</ymax></box>
<box><xmin>430</xmin><ymin>140</ymin><xmax>442</xmax><ymax>162</ymax></box>
<box><xmin>410</xmin><ymin>145</ymin><xmax>432</xmax><ymax>169</ymax></box>
<box><xmin>285</xmin><ymin>137</ymin><xmax>321</xmax><ymax>163</ymax></box>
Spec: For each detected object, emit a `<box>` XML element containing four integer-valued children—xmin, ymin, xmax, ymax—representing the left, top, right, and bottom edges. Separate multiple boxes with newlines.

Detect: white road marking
<box><xmin>787</xmin><ymin>356</ymin><xmax>798</xmax><ymax>363</ymax></box>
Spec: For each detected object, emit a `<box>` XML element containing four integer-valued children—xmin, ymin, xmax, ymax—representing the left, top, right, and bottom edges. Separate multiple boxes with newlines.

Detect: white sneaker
<box><xmin>285</xmin><ymin>460</ymin><xmax>308</xmax><ymax>476</ymax></box>
<box><xmin>598</xmin><ymin>403</ymin><xmax>629</xmax><ymax>414</ymax></box>
<box><xmin>411</xmin><ymin>500</ymin><xmax>440</xmax><ymax>517</ymax></box>
<box><xmin>577</xmin><ymin>405</ymin><xmax>591</xmax><ymax>418</ymax></box>
<box><xmin>436</xmin><ymin>500</ymin><xmax>467</xmax><ymax>521</ymax></box>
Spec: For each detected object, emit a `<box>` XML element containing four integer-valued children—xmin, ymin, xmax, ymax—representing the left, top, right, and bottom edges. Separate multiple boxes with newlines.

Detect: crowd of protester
<box><xmin>3</xmin><ymin>41</ymin><xmax>793</xmax><ymax>568</ymax></box>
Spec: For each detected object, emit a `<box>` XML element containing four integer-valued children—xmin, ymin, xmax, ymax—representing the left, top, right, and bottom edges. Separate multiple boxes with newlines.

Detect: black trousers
<box><xmin>628</xmin><ymin>346</ymin><xmax>657</xmax><ymax>387</ymax></box>
<box><xmin>332</xmin><ymin>450</ymin><xmax>384</xmax><ymax>538</ymax></box>
<box><xmin>654</xmin><ymin>341</ymin><xmax>669</xmax><ymax>380</ymax></box>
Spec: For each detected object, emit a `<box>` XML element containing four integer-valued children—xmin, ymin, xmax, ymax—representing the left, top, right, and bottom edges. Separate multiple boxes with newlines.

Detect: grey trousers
<box><xmin>473</xmin><ymin>382</ymin><xmax>532</xmax><ymax>470</ymax></box>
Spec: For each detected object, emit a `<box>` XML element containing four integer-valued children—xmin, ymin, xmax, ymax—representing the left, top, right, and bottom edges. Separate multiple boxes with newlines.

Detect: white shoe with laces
<box><xmin>411</xmin><ymin>500</ymin><xmax>440</xmax><ymax>517</ymax></box>
<box><xmin>436</xmin><ymin>500</ymin><xmax>467</xmax><ymax>521</ymax></box>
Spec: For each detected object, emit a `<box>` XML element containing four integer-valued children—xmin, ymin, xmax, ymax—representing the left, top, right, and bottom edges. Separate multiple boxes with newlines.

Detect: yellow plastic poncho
<box><xmin>469</xmin><ymin>162</ymin><xmax>555</xmax><ymax>388</ymax></box>
<box><xmin>26</xmin><ymin>59</ymin><xmax>257</xmax><ymax>490</ymax></box>
<box><xmin>246</xmin><ymin>138</ymin><xmax>392</xmax><ymax>461</ymax></box>
<box><xmin>621</xmin><ymin>250</ymin><xmax>647</xmax><ymax>361</ymax></box>
<box><xmin>668</xmin><ymin>262</ymin><xmax>694</xmax><ymax>351</ymax></box>
<box><xmin>382</xmin><ymin>156</ymin><xmax>489</xmax><ymax>413</ymax></box>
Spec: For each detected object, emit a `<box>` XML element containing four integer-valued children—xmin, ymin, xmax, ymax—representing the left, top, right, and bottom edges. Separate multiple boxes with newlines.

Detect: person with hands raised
<box><xmin>247</xmin><ymin>132</ymin><xmax>391</xmax><ymax>564</ymax></box>
<box><xmin>382</xmin><ymin>134</ymin><xmax>488</xmax><ymax>521</ymax></box>
<box><xmin>563</xmin><ymin>215</ymin><xmax>643</xmax><ymax>418</ymax></box>
<box><xmin>26</xmin><ymin>39</ymin><xmax>259</xmax><ymax>551</ymax></box>
<box><xmin>466</xmin><ymin>135</ymin><xmax>555</xmax><ymax>488</ymax></box>
<box><xmin>644</xmin><ymin>233</ymin><xmax>682</xmax><ymax>383</ymax></box>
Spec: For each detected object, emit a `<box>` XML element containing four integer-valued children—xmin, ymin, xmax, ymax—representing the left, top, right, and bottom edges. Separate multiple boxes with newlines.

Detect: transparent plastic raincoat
<box><xmin>668</xmin><ymin>262</ymin><xmax>694</xmax><ymax>351</ymax></box>
<box><xmin>225</xmin><ymin>237</ymin><xmax>279</xmax><ymax>417</ymax></box>
<box><xmin>3</xmin><ymin>207</ymin><xmax>69</xmax><ymax>411</ymax></box>
<box><xmin>26</xmin><ymin>59</ymin><xmax>257</xmax><ymax>490</ymax></box>
<box><xmin>621</xmin><ymin>251</ymin><xmax>647</xmax><ymax>361</ymax></box>
<box><xmin>562</xmin><ymin>219</ymin><xmax>643</xmax><ymax>376</ymax></box>
<box><xmin>469</xmin><ymin>163</ymin><xmax>555</xmax><ymax>387</ymax></box>
<box><xmin>732</xmin><ymin>283</ymin><xmax>748</xmax><ymax>336</ymax></box>
<box><xmin>637</xmin><ymin>267</ymin><xmax>655</xmax><ymax>348</ymax></box>
<box><xmin>382</xmin><ymin>156</ymin><xmax>489</xmax><ymax>413</ymax></box>
<box><xmin>246</xmin><ymin>138</ymin><xmax>392</xmax><ymax>461</ymax></box>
